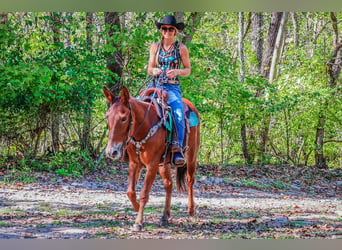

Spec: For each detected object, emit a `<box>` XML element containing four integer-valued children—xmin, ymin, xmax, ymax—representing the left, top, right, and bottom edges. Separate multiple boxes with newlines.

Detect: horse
<box><xmin>103</xmin><ymin>85</ymin><xmax>200</xmax><ymax>231</ymax></box>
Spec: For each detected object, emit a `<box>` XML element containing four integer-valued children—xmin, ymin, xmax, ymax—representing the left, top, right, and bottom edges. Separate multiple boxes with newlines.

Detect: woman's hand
<box><xmin>166</xmin><ymin>69</ymin><xmax>179</xmax><ymax>79</ymax></box>
<box><xmin>152</xmin><ymin>68</ymin><xmax>162</xmax><ymax>76</ymax></box>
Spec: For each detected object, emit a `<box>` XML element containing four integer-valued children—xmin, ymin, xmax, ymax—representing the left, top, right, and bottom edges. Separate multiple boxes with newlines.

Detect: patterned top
<box><xmin>153</xmin><ymin>41</ymin><xmax>181</xmax><ymax>85</ymax></box>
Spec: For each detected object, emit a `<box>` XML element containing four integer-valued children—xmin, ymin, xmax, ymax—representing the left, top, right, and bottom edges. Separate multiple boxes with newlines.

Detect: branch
<box><xmin>269</xmin><ymin>12</ymin><xmax>288</xmax><ymax>83</ymax></box>
<box><xmin>324</xmin><ymin>139</ymin><xmax>342</xmax><ymax>144</ymax></box>
<box><xmin>312</xmin><ymin>15</ymin><xmax>342</xmax><ymax>45</ymax></box>
<box><xmin>330</xmin><ymin>12</ymin><xmax>338</xmax><ymax>46</ymax></box>
<box><xmin>243</xmin><ymin>12</ymin><xmax>252</xmax><ymax>40</ymax></box>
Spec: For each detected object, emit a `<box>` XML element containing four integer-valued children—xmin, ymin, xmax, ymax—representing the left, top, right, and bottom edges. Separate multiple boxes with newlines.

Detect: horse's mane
<box><xmin>129</xmin><ymin>96</ymin><xmax>159</xmax><ymax>123</ymax></box>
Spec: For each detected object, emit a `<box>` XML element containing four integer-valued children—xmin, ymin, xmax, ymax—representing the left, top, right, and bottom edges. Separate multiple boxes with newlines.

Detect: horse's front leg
<box><xmin>133</xmin><ymin>165</ymin><xmax>158</xmax><ymax>231</ymax></box>
<box><xmin>126</xmin><ymin>161</ymin><xmax>143</xmax><ymax>212</ymax></box>
<box><xmin>158</xmin><ymin>163</ymin><xmax>172</xmax><ymax>226</ymax></box>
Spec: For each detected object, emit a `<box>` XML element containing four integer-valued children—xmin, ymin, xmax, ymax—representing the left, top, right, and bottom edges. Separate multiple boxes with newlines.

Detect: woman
<box><xmin>147</xmin><ymin>15</ymin><xmax>191</xmax><ymax>166</ymax></box>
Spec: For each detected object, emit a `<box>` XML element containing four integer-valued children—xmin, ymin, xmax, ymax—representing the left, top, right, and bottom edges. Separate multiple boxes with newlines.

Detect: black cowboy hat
<box><xmin>155</xmin><ymin>15</ymin><xmax>185</xmax><ymax>31</ymax></box>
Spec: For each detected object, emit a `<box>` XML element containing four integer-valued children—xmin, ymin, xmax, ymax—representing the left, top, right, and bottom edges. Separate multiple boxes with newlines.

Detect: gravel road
<box><xmin>1</xmin><ymin>165</ymin><xmax>341</xmax><ymax>239</ymax></box>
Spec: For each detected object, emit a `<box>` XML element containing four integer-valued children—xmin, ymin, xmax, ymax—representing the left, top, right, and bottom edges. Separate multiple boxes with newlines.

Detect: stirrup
<box><xmin>173</xmin><ymin>152</ymin><xmax>186</xmax><ymax>167</ymax></box>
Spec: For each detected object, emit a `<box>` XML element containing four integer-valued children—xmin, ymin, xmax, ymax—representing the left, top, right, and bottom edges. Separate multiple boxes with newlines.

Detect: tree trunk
<box><xmin>104</xmin><ymin>12</ymin><xmax>123</xmax><ymax>95</ymax></box>
<box><xmin>238</xmin><ymin>12</ymin><xmax>252</xmax><ymax>164</ymax></box>
<box><xmin>315</xmin><ymin>12</ymin><xmax>342</xmax><ymax>168</ymax></box>
<box><xmin>291</xmin><ymin>12</ymin><xmax>299</xmax><ymax>47</ymax></box>
<box><xmin>64</xmin><ymin>12</ymin><xmax>72</xmax><ymax>48</ymax></box>
<box><xmin>315</xmin><ymin>105</ymin><xmax>327</xmax><ymax>168</ymax></box>
<box><xmin>0</xmin><ymin>13</ymin><xmax>8</xmax><ymax>65</ymax></box>
<box><xmin>174</xmin><ymin>12</ymin><xmax>201</xmax><ymax>44</ymax></box>
<box><xmin>81</xmin><ymin>12</ymin><xmax>93</xmax><ymax>152</ymax></box>
<box><xmin>251</xmin><ymin>12</ymin><xmax>264</xmax><ymax>74</ymax></box>
<box><xmin>327</xmin><ymin>12</ymin><xmax>342</xmax><ymax>88</ymax></box>
<box><xmin>0</xmin><ymin>12</ymin><xmax>7</xmax><ymax>24</ymax></box>
<box><xmin>256</xmin><ymin>12</ymin><xmax>283</xmax><ymax>164</ymax></box>
<box><xmin>269</xmin><ymin>12</ymin><xmax>288</xmax><ymax>83</ymax></box>
<box><xmin>245</xmin><ymin>12</ymin><xmax>264</xmax><ymax>162</ymax></box>
<box><xmin>305</xmin><ymin>12</ymin><xmax>314</xmax><ymax>57</ymax></box>
<box><xmin>260</xmin><ymin>12</ymin><xmax>283</xmax><ymax>80</ymax></box>
<box><xmin>50</xmin><ymin>12</ymin><xmax>61</xmax><ymax>154</ymax></box>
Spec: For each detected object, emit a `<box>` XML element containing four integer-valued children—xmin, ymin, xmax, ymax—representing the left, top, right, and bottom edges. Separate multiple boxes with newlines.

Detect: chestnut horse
<box><xmin>103</xmin><ymin>86</ymin><xmax>200</xmax><ymax>231</ymax></box>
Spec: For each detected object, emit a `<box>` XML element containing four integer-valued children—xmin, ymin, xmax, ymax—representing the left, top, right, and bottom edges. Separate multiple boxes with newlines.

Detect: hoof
<box><xmin>132</xmin><ymin>224</ymin><xmax>144</xmax><ymax>232</ymax></box>
<box><xmin>160</xmin><ymin>216</ymin><xmax>169</xmax><ymax>226</ymax></box>
<box><xmin>188</xmin><ymin>209</ymin><xmax>195</xmax><ymax>216</ymax></box>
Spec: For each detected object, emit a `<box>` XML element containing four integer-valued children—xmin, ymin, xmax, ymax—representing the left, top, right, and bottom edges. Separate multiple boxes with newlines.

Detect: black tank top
<box><xmin>153</xmin><ymin>41</ymin><xmax>181</xmax><ymax>84</ymax></box>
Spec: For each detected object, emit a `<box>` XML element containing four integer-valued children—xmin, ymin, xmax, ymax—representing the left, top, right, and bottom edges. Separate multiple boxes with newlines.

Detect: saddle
<box><xmin>139</xmin><ymin>87</ymin><xmax>199</xmax><ymax>166</ymax></box>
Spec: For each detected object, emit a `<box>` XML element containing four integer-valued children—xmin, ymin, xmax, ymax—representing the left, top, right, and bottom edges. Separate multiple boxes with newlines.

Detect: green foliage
<box><xmin>47</xmin><ymin>150</ymin><xmax>103</xmax><ymax>177</ymax></box>
<box><xmin>0</xmin><ymin>12</ymin><xmax>341</xmax><ymax>171</ymax></box>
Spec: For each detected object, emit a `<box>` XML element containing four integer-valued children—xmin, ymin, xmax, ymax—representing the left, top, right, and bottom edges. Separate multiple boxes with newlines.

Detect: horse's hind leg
<box><xmin>158</xmin><ymin>163</ymin><xmax>173</xmax><ymax>226</ymax></box>
<box><xmin>186</xmin><ymin>159</ymin><xmax>196</xmax><ymax>216</ymax></box>
<box><xmin>186</xmin><ymin>125</ymin><xmax>200</xmax><ymax>216</ymax></box>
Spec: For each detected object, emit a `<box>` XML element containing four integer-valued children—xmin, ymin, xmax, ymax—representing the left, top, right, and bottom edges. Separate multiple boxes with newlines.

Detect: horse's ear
<box><xmin>103</xmin><ymin>86</ymin><xmax>115</xmax><ymax>104</ymax></box>
<box><xmin>120</xmin><ymin>86</ymin><xmax>130</xmax><ymax>106</ymax></box>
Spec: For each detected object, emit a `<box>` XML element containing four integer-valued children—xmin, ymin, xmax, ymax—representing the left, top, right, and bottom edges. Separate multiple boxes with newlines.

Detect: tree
<box><xmin>0</xmin><ymin>12</ymin><xmax>7</xmax><ymax>24</ymax></box>
<box><xmin>315</xmin><ymin>12</ymin><xmax>342</xmax><ymax>168</ymax></box>
<box><xmin>239</xmin><ymin>12</ymin><xmax>252</xmax><ymax>164</ymax></box>
<box><xmin>256</xmin><ymin>12</ymin><xmax>284</xmax><ymax>163</ymax></box>
<box><xmin>1</xmin><ymin>12</ymin><xmax>341</xmax><ymax>169</ymax></box>
<box><xmin>251</xmin><ymin>12</ymin><xmax>264</xmax><ymax>74</ymax></box>
<box><xmin>105</xmin><ymin>12</ymin><xmax>123</xmax><ymax>95</ymax></box>
<box><xmin>290</xmin><ymin>12</ymin><xmax>299</xmax><ymax>47</ymax></box>
<box><xmin>80</xmin><ymin>12</ymin><xmax>94</xmax><ymax>152</ymax></box>
<box><xmin>174</xmin><ymin>12</ymin><xmax>202</xmax><ymax>44</ymax></box>
<box><xmin>50</xmin><ymin>12</ymin><xmax>62</xmax><ymax>154</ymax></box>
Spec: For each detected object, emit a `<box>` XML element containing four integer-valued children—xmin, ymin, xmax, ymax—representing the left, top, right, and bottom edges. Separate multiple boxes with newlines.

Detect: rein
<box><xmin>129</xmin><ymin>118</ymin><xmax>164</xmax><ymax>160</ymax></box>
<box><xmin>125</xmin><ymin>88</ymin><xmax>166</xmax><ymax>161</ymax></box>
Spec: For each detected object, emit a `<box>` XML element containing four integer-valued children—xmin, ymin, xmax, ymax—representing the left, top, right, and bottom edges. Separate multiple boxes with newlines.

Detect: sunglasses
<box><xmin>161</xmin><ymin>27</ymin><xmax>175</xmax><ymax>32</ymax></box>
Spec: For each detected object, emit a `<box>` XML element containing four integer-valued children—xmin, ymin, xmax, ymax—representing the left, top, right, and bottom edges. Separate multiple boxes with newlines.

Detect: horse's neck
<box><xmin>130</xmin><ymin>98</ymin><xmax>159</xmax><ymax>138</ymax></box>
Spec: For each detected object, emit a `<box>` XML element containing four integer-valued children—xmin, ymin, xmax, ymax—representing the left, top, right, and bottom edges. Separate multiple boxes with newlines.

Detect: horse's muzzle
<box><xmin>105</xmin><ymin>143</ymin><xmax>123</xmax><ymax>161</ymax></box>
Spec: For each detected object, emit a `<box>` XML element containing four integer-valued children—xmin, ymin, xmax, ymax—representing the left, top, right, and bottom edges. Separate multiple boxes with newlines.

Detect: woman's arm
<box><xmin>147</xmin><ymin>43</ymin><xmax>162</xmax><ymax>76</ymax></box>
<box><xmin>178</xmin><ymin>44</ymin><xmax>191</xmax><ymax>76</ymax></box>
<box><xmin>166</xmin><ymin>43</ymin><xmax>191</xmax><ymax>79</ymax></box>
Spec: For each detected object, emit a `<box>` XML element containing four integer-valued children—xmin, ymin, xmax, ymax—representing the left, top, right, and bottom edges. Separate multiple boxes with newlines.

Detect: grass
<box><xmin>53</xmin><ymin>209</ymin><xmax>72</xmax><ymax>216</ymax></box>
<box><xmin>0</xmin><ymin>208</ymin><xmax>26</xmax><ymax>216</ymax></box>
<box><xmin>143</xmin><ymin>206</ymin><xmax>160</xmax><ymax>213</ymax></box>
<box><xmin>171</xmin><ymin>205</ymin><xmax>181</xmax><ymax>211</ymax></box>
<box><xmin>86</xmin><ymin>210</ymin><xmax>121</xmax><ymax>216</ymax></box>
<box><xmin>96</xmin><ymin>203</ymin><xmax>111</xmax><ymax>209</ymax></box>
<box><xmin>38</xmin><ymin>201</ymin><xmax>52</xmax><ymax>212</ymax></box>
<box><xmin>51</xmin><ymin>219</ymin><xmax>64</xmax><ymax>225</ymax></box>
<box><xmin>230</xmin><ymin>210</ymin><xmax>240</xmax><ymax>216</ymax></box>
<box><xmin>144</xmin><ymin>224</ymin><xmax>159</xmax><ymax>231</ymax></box>
<box><xmin>2</xmin><ymin>172</ymin><xmax>37</xmax><ymax>183</ymax></box>
<box><xmin>270</xmin><ymin>180</ymin><xmax>289</xmax><ymax>189</ymax></box>
<box><xmin>0</xmin><ymin>221</ymin><xmax>11</xmax><ymax>227</ymax></box>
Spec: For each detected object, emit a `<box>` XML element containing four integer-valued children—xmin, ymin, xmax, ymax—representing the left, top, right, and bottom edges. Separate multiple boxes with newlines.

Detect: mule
<box><xmin>103</xmin><ymin>85</ymin><xmax>200</xmax><ymax>231</ymax></box>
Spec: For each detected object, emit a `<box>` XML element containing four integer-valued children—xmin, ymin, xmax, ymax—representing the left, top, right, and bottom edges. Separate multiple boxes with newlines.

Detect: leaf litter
<box><xmin>0</xmin><ymin>164</ymin><xmax>341</xmax><ymax>239</ymax></box>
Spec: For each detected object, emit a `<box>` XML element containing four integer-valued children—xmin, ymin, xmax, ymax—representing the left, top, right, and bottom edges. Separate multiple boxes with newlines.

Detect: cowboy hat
<box><xmin>155</xmin><ymin>15</ymin><xmax>185</xmax><ymax>31</ymax></box>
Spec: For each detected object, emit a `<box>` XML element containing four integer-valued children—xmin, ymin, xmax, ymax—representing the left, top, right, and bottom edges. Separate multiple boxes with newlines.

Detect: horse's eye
<box><xmin>121</xmin><ymin>117</ymin><xmax>127</xmax><ymax>123</ymax></box>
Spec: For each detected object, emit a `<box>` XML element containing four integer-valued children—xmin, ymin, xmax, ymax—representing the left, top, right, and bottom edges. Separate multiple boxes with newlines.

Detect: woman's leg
<box><xmin>169</xmin><ymin>98</ymin><xmax>185</xmax><ymax>148</ymax></box>
<box><xmin>166</xmin><ymin>85</ymin><xmax>185</xmax><ymax>165</ymax></box>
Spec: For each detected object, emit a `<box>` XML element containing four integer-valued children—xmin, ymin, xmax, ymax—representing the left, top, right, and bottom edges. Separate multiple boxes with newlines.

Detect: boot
<box><xmin>173</xmin><ymin>152</ymin><xmax>186</xmax><ymax>166</ymax></box>
<box><xmin>171</xmin><ymin>142</ymin><xmax>186</xmax><ymax>167</ymax></box>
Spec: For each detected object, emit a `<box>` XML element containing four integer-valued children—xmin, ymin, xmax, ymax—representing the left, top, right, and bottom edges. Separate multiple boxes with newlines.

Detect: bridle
<box><xmin>122</xmin><ymin>94</ymin><xmax>167</xmax><ymax>162</ymax></box>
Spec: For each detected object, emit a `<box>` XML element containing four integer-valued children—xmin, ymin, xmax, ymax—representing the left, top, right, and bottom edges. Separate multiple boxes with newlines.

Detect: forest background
<box><xmin>0</xmin><ymin>12</ymin><xmax>341</xmax><ymax>178</ymax></box>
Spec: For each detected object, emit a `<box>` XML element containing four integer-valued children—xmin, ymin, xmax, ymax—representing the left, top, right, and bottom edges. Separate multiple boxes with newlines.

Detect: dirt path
<box><xmin>0</xmin><ymin>164</ymin><xmax>341</xmax><ymax>239</ymax></box>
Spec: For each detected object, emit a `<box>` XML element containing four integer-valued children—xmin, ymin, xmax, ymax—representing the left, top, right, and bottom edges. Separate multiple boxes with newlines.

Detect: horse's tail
<box><xmin>176</xmin><ymin>166</ymin><xmax>187</xmax><ymax>193</ymax></box>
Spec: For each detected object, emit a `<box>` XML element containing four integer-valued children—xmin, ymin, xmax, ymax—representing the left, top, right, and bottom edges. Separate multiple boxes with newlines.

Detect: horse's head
<box><xmin>103</xmin><ymin>86</ymin><xmax>131</xmax><ymax>161</ymax></box>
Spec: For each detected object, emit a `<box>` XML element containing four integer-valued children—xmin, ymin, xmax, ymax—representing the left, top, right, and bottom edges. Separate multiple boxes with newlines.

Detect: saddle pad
<box><xmin>185</xmin><ymin>106</ymin><xmax>199</xmax><ymax>127</ymax></box>
<box><xmin>164</xmin><ymin>105</ymin><xmax>198</xmax><ymax>133</ymax></box>
<box><xmin>189</xmin><ymin>111</ymin><xmax>199</xmax><ymax>127</ymax></box>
